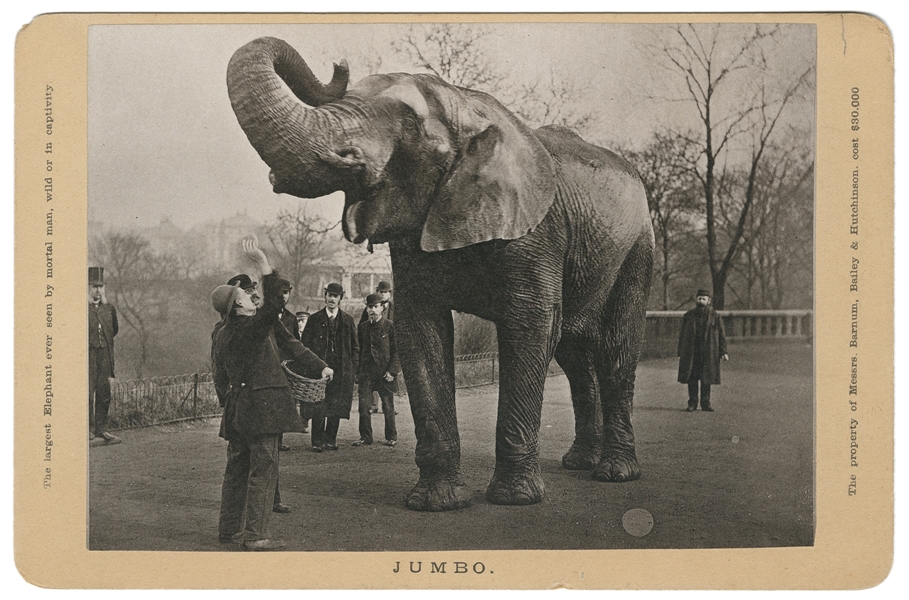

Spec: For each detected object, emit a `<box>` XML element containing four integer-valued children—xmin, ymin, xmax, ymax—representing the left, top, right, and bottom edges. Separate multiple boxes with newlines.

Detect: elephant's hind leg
<box><xmin>554</xmin><ymin>339</ymin><xmax>602</xmax><ymax>470</ymax></box>
<box><xmin>592</xmin><ymin>235</ymin><xmax>653</xmax><ymax>483</ymax></box>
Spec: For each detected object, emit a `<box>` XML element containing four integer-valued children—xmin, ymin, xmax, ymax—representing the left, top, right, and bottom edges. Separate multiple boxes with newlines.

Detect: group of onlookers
<box><xmin>207</xmin><ymin>238</ymin><xmax>399</xmax><ymax>550</ymax></box>
<box><xmin>88</xmin><ymin>232</ymin><xmax>730</xmax><ymax>552</ymax></box>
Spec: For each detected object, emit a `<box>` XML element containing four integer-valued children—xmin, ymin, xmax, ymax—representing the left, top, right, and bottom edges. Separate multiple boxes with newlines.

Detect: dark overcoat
<box><xmin>677</xmin><ymin>306</ymin><xmax>728</xmax><ymax>385</ymax></box>
<box><xmin>279</xmin><ymin>307</ymin><xmax>301</xmax><ymax>340</ymax></box>
<box><xmin>300</xmin><ymin>307</ymin><xmax>359</xmax><ymax>418</ymax></box>
<box><xmin>213</xmin><ymin>271</ymin><xmax>327</xmax><ymax>440</ymax></box>
<box><xmin>357</xmin><ymin>317</ymin><xmax>401</xmax><ymax>394</ymax></box>
<box><xmin>88</xmin><ymin>302</ymin><xmax>118</xmax><ymax>375</ymax></box>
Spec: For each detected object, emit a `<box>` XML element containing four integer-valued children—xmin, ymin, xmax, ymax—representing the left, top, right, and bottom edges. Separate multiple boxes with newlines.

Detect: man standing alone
<box><xmin>88</xmin><ymin>267</ymin><xmax>121</xmax><ymax>445</ymax></box>
<box><xmin>677</xmin><ymin>289</ymin><xmax>729</xmax><ymax>412</ymax></box>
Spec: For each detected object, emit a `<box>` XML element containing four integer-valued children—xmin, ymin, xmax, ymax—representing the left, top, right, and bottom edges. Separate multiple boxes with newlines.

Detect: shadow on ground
<box><xmin>89</xmin><ymin>341</ymin><xmax>814</xmax><ymax>552</ymax></box>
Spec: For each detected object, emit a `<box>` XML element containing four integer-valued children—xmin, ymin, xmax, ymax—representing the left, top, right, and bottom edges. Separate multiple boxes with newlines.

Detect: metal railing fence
<box><xmin>107</xmin><ymin>310</ymin><xmax>810</xmax><ymax>430</ymax></box>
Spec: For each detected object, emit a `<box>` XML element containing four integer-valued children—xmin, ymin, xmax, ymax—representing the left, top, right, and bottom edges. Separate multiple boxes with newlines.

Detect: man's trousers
<box><xmin>88</xmin><ymin>347</ymin><xmax>112</xmax><ymax>436</ymax></box>
<box><xmin>687</xmin><ymin>380</ymin><xmax>712</xmax><ymax>409</ymax></box>
<box><xmin>218</xmin><ymin>433</ymin><xmax>280</xmax><ymax>541</ymax></box>
<box><xmin>357</xmin><ymin>380</ymin><xmax>396</xmax><ymax>444</ymax></box>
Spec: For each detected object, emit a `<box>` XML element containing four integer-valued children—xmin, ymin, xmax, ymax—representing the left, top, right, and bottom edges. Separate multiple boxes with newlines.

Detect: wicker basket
<box><xmin>281</xmin><ymin>361</ymin><xmax>326</xmax><ymax>404</ymax></box>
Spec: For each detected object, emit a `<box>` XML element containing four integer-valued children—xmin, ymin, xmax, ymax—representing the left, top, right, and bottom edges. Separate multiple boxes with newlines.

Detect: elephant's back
<box><xmin>534</xmin><ymin>126</ymin><xmax>650</xmax><ymax>242</ymax></box>
<box><xmin>533</xmin><ymin>126</ymin><xmax>653</xmax><ymax>324</ymax></box>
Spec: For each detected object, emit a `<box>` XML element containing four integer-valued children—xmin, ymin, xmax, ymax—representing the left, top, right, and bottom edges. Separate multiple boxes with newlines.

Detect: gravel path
<box><xmin>89</xmin><ymin>342</ymin><xmax>814</xmax><ymax>552</ymax></box>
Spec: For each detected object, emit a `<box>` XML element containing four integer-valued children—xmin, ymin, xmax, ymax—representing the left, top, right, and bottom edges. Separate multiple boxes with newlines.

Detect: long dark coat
<box><xmin>677</xmin><ymin>306</ymin><xmax>727</xmax><ymax>385</ymax></box>
<box><xmin>300</xmin><ymin>307</ymin><xmax>359</xmax><ymax>418</ymax></box>
<box><xmin>357</xmin><ymin>316</ymin><xmax>401</xmax><ymax>394</ymax></box>
<box><xmin>278</xmin><ymin>307</ymin><xmax>300</xmax><ymax>340</ymax></box>
<box><xmin>88</xmin><ymin>302</ymin><xmax>118</xmax><ymax>375</ymax></box>
<box><xmin>213</xmin><ymin>271</ymin><xmax>327</xmax><ymax>440</ymax></box>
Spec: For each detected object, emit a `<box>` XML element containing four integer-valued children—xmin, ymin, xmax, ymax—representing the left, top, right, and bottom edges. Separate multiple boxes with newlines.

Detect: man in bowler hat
<box><xmin>677</xmin><ymin>288</ymin><xmax>729</xmax><ymax>412</ymax></box>
<box><xmin>88</xmin><ymin>267</ymin><xmax>121</xmax><ymax>445</ymax></box>
<box><xmin>359</xmin><ymin>280</ymin><xmax>394</xmax><ymax>413</ymax></box>
<box><xmin>227</xmin><ymin>273</ymin><xmax>260</xmax><ymax>307</ymax></box>
<box><xmin>276</xmin><ymin>279</ymin><xmax>299</xmax><ymax>341</ymax></box>
<box><xmin>353</xmin><ymin>294</ymin><xmax>400</xmax><ymax>447</ymax></box>
<box><xmin>359</xmin><ymin>280</ymin><xmax>394</xmax><ymax>324</ymax></box>
<box><xmin>301</xmin><ymin>283</ymin><xmax>359</xmax><ymax>452</ymax></box>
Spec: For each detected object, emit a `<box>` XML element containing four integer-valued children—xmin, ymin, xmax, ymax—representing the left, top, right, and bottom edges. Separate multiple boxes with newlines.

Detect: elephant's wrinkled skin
<box><xmin>227</xmin><ymin>37</ymin><xmax>654</xmax><ymax>510</ymax></box>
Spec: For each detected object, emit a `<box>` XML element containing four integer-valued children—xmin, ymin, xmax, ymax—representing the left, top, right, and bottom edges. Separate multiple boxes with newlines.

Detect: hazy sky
<box><xmin>87</xmin><ymin>22</ymin><xmax>814</xmax><ymax>230</ymax></box>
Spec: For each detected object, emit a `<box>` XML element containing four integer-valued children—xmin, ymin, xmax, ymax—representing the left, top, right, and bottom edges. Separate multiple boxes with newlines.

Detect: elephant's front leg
<box><xmin>395</xmin><ymin>303</ymin><xmax>471</xmax><ymax>511</ymax></box>
<box><xmin>486</xmin><ymin>304</ymin><xmax>562</xmax><ymax>505</ymax></box>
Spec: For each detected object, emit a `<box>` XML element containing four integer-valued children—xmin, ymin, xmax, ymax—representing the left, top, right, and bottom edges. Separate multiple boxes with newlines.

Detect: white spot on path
<box><xmin>622</xmin><ymin>508</ymin><xmax>654</xmax><ymax>537</ymax></box>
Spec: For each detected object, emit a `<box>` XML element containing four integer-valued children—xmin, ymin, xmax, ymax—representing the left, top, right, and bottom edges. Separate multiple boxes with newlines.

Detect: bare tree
<box><xmin>647</xmin><ymin>24</ymin><xmax>814</xmax><ymax>308</ymax></box>
<box><xmin>90</xmin><ymin>232</ymin><xmax>172</xmax><ymax>378</ymax></box>
<box><xmin>625</xmin><ymin>131</ymin><xmax>702</xmax><ymax>309</ymax></box>
<box><xmin>264</xmin><ymin>207</ymin><xmax>338</xmax><ymax>292</ymax></box>
<box><xmin>394</xmin><ymin>24</ymin><xmax>597</xmax><ymax>135</ymax></box>
<box><xmin>729</xmin><ymin>137</ymin><xmax>814</xmax><ymax>308</ymax></box>
<box><xmin>509</xmin><ymin>66</ymin><xmax>596</xmax><ymax>133</ymax></box>
<box><xmin>393</xmin><ymin>23</ymin><xmax>506</xmax><ymax>93</ymax></box>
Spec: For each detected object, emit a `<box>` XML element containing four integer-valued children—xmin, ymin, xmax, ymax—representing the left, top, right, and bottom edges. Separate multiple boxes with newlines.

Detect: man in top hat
<box><xmin>353</xmin><ymin>294</ymin><xmax>400</xmax><ymax>447</ymax></box>
<box><xmin>88</xmin><ymin>267</ymin><xmax>121</xmax><ymax>445</ymax></box>
<box><xmin>301</xmin><ymin>283</ymin><xmax>359</xmax><ymax>452</ymax></box>
<box><xmin>211</xmin><ymin>236</ymin><xmax>332</xmax><ymax>550</ymax></box>
<box><xmin>677</xmin><ymin>288</ymin><xmax>729</xmax><ymax>412</ymax></box>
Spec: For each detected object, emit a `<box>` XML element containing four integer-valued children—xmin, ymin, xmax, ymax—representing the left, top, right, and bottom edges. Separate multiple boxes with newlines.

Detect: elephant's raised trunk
<box><xmin>227</xmin><ymin>37</ymin><xmax>351</xmax><ymax>198</ymax></box>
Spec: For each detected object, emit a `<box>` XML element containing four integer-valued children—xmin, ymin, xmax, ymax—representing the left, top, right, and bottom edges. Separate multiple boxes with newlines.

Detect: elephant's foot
<box><xmin>486</xmin><ymin>466</ymin><xmax>545</xmax><ymax>505</ymax></box>
<box><xmin>405</xmin><ymin>476</ymin><xmax>472</xmax><ymax>512</ymax></box>
<box><xmin>592</xmin><ymin>451</ymin><xmax>640</xmax><ymax>482</ymax></box>
<box><xmin>561</xmin><ymin>443</ymin><xmax>600</xmax><ymax>470</ymax></box>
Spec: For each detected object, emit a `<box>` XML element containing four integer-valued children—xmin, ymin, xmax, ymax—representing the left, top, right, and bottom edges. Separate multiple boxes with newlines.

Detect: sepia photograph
<box><xmin>12</xmin><ymin>8</ymin><xmax>896</xmax><ymax>592</ymax></box>
<box><xmin>84</xmin><ymin>21</ymin><xmax>816</xmax><ymax>553</ymax></box>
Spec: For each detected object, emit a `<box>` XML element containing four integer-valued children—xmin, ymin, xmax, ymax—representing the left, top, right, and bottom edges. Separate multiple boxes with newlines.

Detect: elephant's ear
<box><xmin>421</xmin><ymin>122</ymin><xmax>556</xmax><ymax>252</ymax></box>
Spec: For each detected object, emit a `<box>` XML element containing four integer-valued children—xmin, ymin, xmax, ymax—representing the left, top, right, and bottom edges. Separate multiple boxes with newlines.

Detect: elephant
<box><xmin>227</xmin><ymin>37</ymin><xmax>655</xmax><ymax>511</ymax></box>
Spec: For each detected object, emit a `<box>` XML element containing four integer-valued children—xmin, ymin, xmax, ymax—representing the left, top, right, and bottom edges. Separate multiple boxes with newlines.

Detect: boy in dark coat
<box><xmin>677</xmin><ymin>289</ymin><xmax>729</xmax><ymax>412</ymax></box>
<box><xmin>353</xmin><ymin>294</ymin><xmax>400</xmax><ymax>447</ymax></box>
<box><xmin>211</xmin><ymin>237</ymin><xmax>332</xmax><ymax>550</ymax></box>
<box><xmin>300</xmin><ymin>283</ymin><xmax>359</xmax><ymax>451</ymax></box>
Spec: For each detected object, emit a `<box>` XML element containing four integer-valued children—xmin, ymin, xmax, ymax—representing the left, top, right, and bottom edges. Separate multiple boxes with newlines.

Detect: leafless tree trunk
<box><xmin>648</xmin><ymin>24</ymin><xmax>813</xmax><ymax>308</ymax></box>
<box><xmin>90</xmin><ymin>232</ymin><xmax>172</xmax><ymax>378</ymax></box>
<box><xmin>264</xmin><ymin>207</ymin><xmax>338</xmax><ymax>292</ymax></box>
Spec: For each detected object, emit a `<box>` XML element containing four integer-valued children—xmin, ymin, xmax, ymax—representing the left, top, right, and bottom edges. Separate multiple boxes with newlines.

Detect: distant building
<box><xmin>292</xmin><ymin>244</ymin><xmax>392</xmax><ymax>315</ymax></box>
